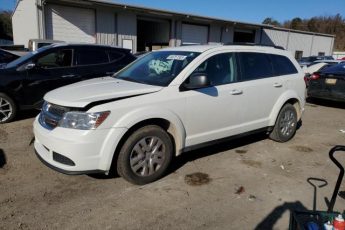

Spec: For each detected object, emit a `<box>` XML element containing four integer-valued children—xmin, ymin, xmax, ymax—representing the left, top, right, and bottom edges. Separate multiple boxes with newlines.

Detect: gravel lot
<box><xmin>0</xmin><ymin>100</ymin><xmax>345</xmax><ymax>230</ymax></box>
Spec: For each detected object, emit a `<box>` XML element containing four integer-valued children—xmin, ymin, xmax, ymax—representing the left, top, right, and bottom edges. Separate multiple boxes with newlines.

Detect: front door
<box><xmin>23</xmin><ymin>48</ymin><xmax>79</xmax><ymax>107</ymax></box>
<box><xmin>182</xmin><ymin>52</ymin><xmax>244</xmax><ymax>146</ymax></box>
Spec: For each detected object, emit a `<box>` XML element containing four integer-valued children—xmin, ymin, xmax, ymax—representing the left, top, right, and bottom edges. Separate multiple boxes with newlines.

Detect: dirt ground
<box><xmin>0</xmin><ymin>100</ymin><xmax>345</xmax><ymax>230</ymax></box>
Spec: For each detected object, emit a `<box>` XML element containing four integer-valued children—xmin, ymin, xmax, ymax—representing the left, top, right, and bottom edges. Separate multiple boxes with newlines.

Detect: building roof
<box><xmin>17</xmin><ymin>0</ymin><xmax>335</xmax><ymax>38</ymax></box>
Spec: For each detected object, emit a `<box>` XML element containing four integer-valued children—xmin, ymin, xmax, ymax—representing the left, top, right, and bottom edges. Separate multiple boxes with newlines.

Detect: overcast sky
<box><xmin>1</xmin><ymin>0</ymin><xmax>345</xmax><ymax>23</ymax></box>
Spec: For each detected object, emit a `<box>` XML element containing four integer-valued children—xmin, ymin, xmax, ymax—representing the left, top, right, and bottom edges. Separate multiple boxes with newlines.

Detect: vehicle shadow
<box><xmin>0</xmin><ymin>149</ymin><xmax>7</xmax><ymax>168</ymax></box>
<box><xmin>307</xmin><ymin>98</ymin><xmax>345</xmax><ymax>109</ymax></box>
<box><xmin>170</xmin><ymin>132</ymin><xmax>268</xmax><ymax>174</ymax></box>
<box><xmin>14</xmin><ymin>109</ymin><xmax>40</xmax><ymax>122</ymax></box>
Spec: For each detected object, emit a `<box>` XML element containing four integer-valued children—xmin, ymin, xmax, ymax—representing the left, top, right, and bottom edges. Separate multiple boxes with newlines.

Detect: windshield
<box><xmin>116</xmin><ymin>51</ymin><xmax>200</xmax><ymax>86</ymax></box>
<box><xmin>5</xmin><ymin>45</ymin><xmax>52</xmax><ymax>68</ymax></box>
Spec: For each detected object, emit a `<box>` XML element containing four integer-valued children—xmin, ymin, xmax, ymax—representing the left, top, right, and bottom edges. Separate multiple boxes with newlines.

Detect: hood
<box><xmin>44</xmin><ymin>77</ymin><xmax>163</xmax><ymax>108</ymax></box>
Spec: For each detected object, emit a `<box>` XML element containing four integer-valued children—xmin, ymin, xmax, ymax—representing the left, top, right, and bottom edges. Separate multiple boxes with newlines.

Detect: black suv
<box><xmin>0</xmin><ymin>44</ymin><xmax>136</xmax><ymax>123</ymax></box>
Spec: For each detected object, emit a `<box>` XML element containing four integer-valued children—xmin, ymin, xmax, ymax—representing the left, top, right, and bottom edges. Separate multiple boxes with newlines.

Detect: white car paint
<box><xmin>34</xmin><ymin>45</ymin><xmax>306</xmax><ymax>174</ymax></box>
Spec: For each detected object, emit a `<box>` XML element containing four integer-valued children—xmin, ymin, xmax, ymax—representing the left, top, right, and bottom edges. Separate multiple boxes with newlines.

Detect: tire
<box><xmin>0</xmin><ymin>93</ymin><xmax>17</xmax><ymax>124</ymax></box>
<box><xmin>269</xmin><ymin>104</ymin><xmax>298</xmax><ymax>142</ymax></box>
<box><xmin>117</xmin><ymin>125</ymin><xmax>173</xmax><ymax>185</ymax></box>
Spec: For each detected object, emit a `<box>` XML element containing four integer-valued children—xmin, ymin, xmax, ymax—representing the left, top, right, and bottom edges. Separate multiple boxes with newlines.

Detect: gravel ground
<box><xmin>0</xmin><ymin>100</ymin><xmax>344</xmax><ymax>230</ymax></box>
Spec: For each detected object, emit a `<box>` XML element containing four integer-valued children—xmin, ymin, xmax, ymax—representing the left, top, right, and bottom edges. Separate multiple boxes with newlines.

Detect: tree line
<box><xmin>263</xmin><ymin>14</ymin><xmax>345</xmax><ymax>51</ymax></box>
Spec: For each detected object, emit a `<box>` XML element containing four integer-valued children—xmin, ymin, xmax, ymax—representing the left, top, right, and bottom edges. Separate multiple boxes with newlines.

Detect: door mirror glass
<box><xmin>183</xmin><ymin>73</ymin><xmax>210</xmax><ymax>90</ymax></box>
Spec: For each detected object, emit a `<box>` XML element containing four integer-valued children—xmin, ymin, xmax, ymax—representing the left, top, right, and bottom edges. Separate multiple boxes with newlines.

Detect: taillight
<box><xmin>310</xmin><ymin>73</ymin><xmax>320</xmax><ymax>80</ymax></box>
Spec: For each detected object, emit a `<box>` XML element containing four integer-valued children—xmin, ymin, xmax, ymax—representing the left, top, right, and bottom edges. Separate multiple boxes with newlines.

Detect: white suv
<box><xmin>33</xmin><ymin>45</ymin><xmax>305</xmax><ymax>184</ymax></box>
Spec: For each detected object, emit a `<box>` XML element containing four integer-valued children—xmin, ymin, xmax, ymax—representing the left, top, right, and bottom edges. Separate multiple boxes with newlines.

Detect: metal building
<box><xmin>12</xmin><ymin>0</ymin><xmax>335</xmax><ymax>58</ymax></box>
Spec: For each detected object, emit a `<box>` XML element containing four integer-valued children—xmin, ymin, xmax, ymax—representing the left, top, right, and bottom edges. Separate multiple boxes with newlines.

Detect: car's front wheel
<box><xmin>117</xmin><ymin>125</ymin><xmax>173</xmax><ymax>185</ymax></box>
<box><xmin>0</xmin><ymin>93</ymin><xmax>17</xmax><ymax>124</ymax></box>
<box><xmin>269</xmin><ymin>103</ymin><xmax>298</xmax><ymax>142</ymax></box>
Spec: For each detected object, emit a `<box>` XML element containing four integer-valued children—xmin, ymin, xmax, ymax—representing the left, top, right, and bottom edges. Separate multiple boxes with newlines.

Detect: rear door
<box><xmin>74</xmin><ymin>47</ymin><xmax>112</xmax><ymax>78</ymax></box>
<box><xmin>235</xmin><ymin>52</ymin><xmax>285</xmax><ymax>129</ymax></box>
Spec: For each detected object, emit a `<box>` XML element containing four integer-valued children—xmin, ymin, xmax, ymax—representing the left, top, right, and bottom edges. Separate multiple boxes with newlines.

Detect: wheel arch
<box><xmin>102</xmin><ymin>107</ymin><xmax>187</xmax><ymax>173</ymax></box>
<box><xmin>269</xmin><ymin>91</ymin><xmax>304</xmax><ymax>127</ymax></box>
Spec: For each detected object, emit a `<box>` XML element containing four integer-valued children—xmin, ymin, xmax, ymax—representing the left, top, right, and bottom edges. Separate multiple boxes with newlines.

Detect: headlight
<box><xmin>58</xmin><ymin>111</ymin><xmax>110</xmax><ymax>130</ymax></box>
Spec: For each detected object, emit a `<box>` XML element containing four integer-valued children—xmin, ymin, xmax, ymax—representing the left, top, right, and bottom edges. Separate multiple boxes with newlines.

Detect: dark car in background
<box><xmin>308</xmin><ymin>62</ymin><xmax>345</xmax><ymax>102</ymax></box>
<box><xmin>298</xmin><ymin>55</ymin><xmax>334</xmax><ymax>68</ymax></box>
<box><xmin>0</xmin><ymin>43</ymin><xmax>136</xmax><ymax>123</ymax></box>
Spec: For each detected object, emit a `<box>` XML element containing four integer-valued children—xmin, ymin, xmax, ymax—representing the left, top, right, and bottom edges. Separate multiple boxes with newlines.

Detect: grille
<box><xmin>39</xmin><ymin>102</ymin><xmax>71</xmax><ymax>130</ymax></box>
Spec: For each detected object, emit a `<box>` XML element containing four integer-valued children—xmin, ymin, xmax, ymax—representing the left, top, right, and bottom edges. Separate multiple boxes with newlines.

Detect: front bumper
<box><xmin>33</xmin><ymin>116</ymin><xmax>127</xmax><ymax>174</ymax></box>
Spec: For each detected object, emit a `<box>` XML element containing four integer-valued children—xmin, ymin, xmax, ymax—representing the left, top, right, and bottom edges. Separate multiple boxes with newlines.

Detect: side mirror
<box><xmin>25</xmin><ymin>63</ymin><xmax>36</xmax><ymax>70</ymax></box>
<box><xmin>182</xmin><ymin>73</ymin><xmax>211</xmax><ymax>90</ymax></box>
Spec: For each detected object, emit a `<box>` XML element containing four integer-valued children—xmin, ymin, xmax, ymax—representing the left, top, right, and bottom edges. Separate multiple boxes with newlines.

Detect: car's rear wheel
<box><xmin>0</xmin><ymin>93</ymin><xmax>17</xmax><ymax>124</ymax></box>
<box><xmin>117</xmin><ymin>125</ymin><xmax>173</xmax><ymax>185</ymax></box>
<box><xmin>269</xmin><ymin>104</ymin><xmax>298</xmax><ymax>142</ymax></box>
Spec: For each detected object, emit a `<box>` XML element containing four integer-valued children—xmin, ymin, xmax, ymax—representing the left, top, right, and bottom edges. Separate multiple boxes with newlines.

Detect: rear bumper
<box><xmin>308</xmin><ymin>90</ymin><xmax>345</xmax><ymax>102</ymax></box>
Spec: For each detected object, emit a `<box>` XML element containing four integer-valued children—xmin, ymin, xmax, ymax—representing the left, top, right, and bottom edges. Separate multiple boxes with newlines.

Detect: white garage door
<box><xmin>45</xmin><ymin>4</ymin><xmax>96</xmax><ymax>43</ymax></box>
<box><xmin>182</xmin><ymin>24</ymin><xmax>208</xmax><ymax>45</ymax></box>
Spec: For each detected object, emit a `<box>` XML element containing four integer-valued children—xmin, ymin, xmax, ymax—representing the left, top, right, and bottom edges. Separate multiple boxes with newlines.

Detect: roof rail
<box><xmin>223</xmin><ymin>42</ymin><xmax>285</xmax><ymax>50</ymax></box>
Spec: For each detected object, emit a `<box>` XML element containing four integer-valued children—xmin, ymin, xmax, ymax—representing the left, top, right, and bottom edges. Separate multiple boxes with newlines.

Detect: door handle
<box><xmin>230</xmin><ymin>89</ymin><xmax>243</xmax><ymax>95</ymax></box>
<box><xmin>273</xmin><ymin>83</ymin><xmax>283</xmax><ymax>88</ymax></box>
<box><xmin>61</xmin><ymin>74</ymin><xmax>76</xmax><ymax>78</ymax></box>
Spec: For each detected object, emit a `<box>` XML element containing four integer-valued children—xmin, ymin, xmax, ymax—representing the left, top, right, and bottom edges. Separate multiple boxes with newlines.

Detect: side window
<box><xmin>109</xmin><ymin>50</ymin><xmax>125</xmax><ymax>62</ymax></box>
<box><xmin>270</xmin><ymin>54</ymin><xmax>298</xmax><ymax>76</ymax></box>
<box><xmin>36</xmin><ymin>49</ymin><xmax>73</xmax><ymax>69</ymax></box>
<box><xmin>238</xmin><ymin>52</ymin><xmax>273</xmax><ymax>81</ymax></box>
<box><xmin>191</xmin><ymin>53</ymin><xmax>238</xmax><ymax>86</ymax></box>
<box><xmin>76</xmin><ymin>49</ymin><xmax>109</xmax><ymax>65</ymax></box>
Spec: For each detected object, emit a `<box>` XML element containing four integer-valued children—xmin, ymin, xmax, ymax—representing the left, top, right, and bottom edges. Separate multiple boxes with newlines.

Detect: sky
<box><xmin>1</xmin><ymin>0</ymin><xmax>345</xmax><ymax>23</ymax></box>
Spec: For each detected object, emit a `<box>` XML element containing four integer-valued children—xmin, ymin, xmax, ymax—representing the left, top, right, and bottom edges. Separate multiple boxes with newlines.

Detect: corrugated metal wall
<box><xmin>262</xmin><ymin>28</ymin><xmax>334</xmax><ymax>56</ymax></box>
<box><xmin>311</xmin><ymin>36</ymin><xmax>333</xmax><ymax>56</ymax></box>
<box><xmin>287</xmin><ymin>32</ymin><xmax>313</xmax><ymax>55</ymax></box>
<box><xmin>96</xmin><ymin>8</ymin><xmax>117</xmax><ymax>46</ymax></box>
<box><xmin>261</xmin><ymin>29</ymin><xmax>289</xmax><ymax>48</ymax></box>
<box><xmin>117</xmin><ymin>12</ymin><xmax>137</xmax><ymax>52</ymax></box>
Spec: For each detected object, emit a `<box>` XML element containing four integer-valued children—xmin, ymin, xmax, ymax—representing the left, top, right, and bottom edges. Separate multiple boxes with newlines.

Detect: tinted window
<box><xmin>36</xmin><ymin>49</ymin><xmax>73</xmax><ymax>68</ymax></box>
<box><xmin>322</xmin><ymin>63</ymin><xmax>345</xmax><ymax>74</ymax></box>
<box><xmin>238</xmin><ymin>52</ymin><xmax>273</xmax><ymax>81</ymax></box>
<box><xmin>191</xmin><ymin>53</ymin><xmax>238</xmax><ymax>86</ymax></box>
<box><xmin>76</xmin><ymin>49</ymin><xmax>109</xmax><ymax>65</ymax></box>
<box><xmin>109</xmin><ymin>50</ymin><xmax>125</xmax><ymax>62</ymax></box>
<box><xmin>270</xmin><ymin>54</ymin><xmax>298</xmax><ymax>76</ymax></box>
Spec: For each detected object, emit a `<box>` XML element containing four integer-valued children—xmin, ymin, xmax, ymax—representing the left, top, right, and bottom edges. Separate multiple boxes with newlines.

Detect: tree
<box><xmin>0</xmin><ymin>10</ymin><xmax>13</xmax><ymax>40</ymax></box>
<box><xmin>262</xmin><ymin>17</ymin><xmax>281</xmax><ymax>27</ymax></box>
<box><xmin>290</xmin><ymin>17</ymin><xmax>303</xmax><ymax>30</ymax></box>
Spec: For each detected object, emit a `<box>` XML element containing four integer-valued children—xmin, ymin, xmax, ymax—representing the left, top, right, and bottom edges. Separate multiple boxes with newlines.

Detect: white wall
<box><xmin>12</xmin><ymin>0</ymin><xmax>39</xmax><ymax>47</ymax></box>
<box><xmin>311</xmin><ymin>36</ymin><xmax>334</xmax><ymax>56</ymax></box>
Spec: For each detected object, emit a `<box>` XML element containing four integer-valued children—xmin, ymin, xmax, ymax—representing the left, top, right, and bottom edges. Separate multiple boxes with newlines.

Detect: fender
<box><xmin>114</xmin><ymin>106</ymin><xmax>187</xmax><ymax>154</ymax></box>
<box><xmin>268</xmin><ymin>90</ymin><xmax>303</xmax><ymax>126</ymax></box>
<box><xmin>98</xmin><ymin>106</ymin><xmax>187</xmax><ymax>171</ymax></box>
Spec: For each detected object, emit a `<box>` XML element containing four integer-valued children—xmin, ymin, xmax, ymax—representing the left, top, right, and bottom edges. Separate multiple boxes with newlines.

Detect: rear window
<box><xmin>270</xmin><ymin>54</ymin><xmax>298</xmax><ymax>76</ymax></box>
<box><xmin>322</xmin><ymin>63</ymin><xmax>345</xmax><ymax>74</ymax></box>
<box><xmin>76</xmin><ymin>49</ymin><xmax>109</xmax><ymax>65</ymax></box>
<box><xmin>238</xmin><ymin>52</ymin><xmax>273</xmax><ymax>81</ymax></box>
<box><xmin>109</xmin><ymin>50</ymin><xmax>125</xmax><ymax>62</ymax></box>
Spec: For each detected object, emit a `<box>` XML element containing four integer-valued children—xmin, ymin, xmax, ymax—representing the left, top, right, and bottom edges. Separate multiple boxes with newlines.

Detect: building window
<box><xmin>318</xmin><ymin>52</ymin><xmax>325</xmax><ymax>56</ymax></box>
<box><xmin>295</xmin><ymin>51</ymin><xmax>303</xmax><ymax>60</ymax></box>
